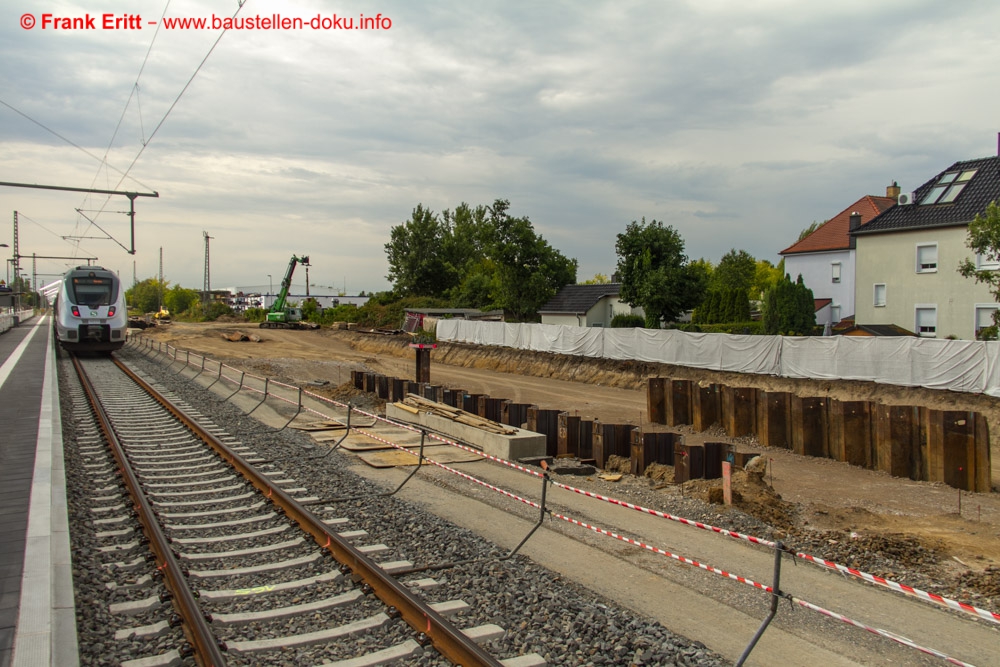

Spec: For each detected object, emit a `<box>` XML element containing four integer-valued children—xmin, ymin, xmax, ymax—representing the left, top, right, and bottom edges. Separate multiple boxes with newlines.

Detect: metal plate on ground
<box><xmin>355</xmin><ymin>444</ymin><xmax>483</xmax><ymax>468</ymax></box>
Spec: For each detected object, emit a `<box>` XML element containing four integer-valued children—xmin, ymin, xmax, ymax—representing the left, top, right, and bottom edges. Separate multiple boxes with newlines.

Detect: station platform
<box><xmin>0</xmin><ymin>315</ymin><xmax>77</xmax><ymax>667</ymax></box>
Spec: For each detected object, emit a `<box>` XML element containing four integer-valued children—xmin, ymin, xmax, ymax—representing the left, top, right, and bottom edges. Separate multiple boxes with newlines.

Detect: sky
<box><xmin>2</xmin><ymin>0</ymin><xmax>1000</xmax><ymax>296</ymax></box>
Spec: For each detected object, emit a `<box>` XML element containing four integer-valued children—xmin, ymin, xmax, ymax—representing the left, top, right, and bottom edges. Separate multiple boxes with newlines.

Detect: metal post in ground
<box><xmin>274</xmin><ymin>387</ymin><xmax>303</xmax><ymax>432</ymax></box>
<box><xmin>736</xmin><ymin>541</ymin><xmax>785</xmax><ymax>666</ymax></box>
<box><xmin>247</xmin><ymin>377</ymin><xmax>269</xmax><ymax>415</ymax></box>
<box><xmin>219</xmin><ymin>371</ymin><xmax>245</xmax><ymax>402</ymax></box>
<box><xmin>317</xmin><ymin>403</ymin><xmax>354</xmax><ymax>459</ymax></box>
<box><xmin>502</xmin><ymin>463</ymin><xmax>552</xmax><ymax>560</ymax></box>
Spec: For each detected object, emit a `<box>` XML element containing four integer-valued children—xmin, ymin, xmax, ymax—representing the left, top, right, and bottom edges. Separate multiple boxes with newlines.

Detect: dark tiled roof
<box><xmin>854</xmin><ymin>156</ymin><xmax>1000</xmax><ymax>235</ymax></box>
<box><xmin>836</xmin><ymin>323</ymin><xmax>917</xmax><ymax>336</ymax></box>
<box><xmin>781</xmin><ymin>195</ymin><xmax>895</xmax><ymax>255</ymax></box>
<box><xmin>539</xmin><ymin>283</ymin><xmax>622</xmax><ymax>314</ymax></box>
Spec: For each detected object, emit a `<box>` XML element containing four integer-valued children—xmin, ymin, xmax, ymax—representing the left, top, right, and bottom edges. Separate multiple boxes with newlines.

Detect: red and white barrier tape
<box><xmin>149</xmin><ymin>347</ymin><xmax>1000</xmax><ymax>633</ymax></box>
<box><xmin>791</xmin><ymin>596</ymin><xmax>976</xmax><ymax>667</ymax></box>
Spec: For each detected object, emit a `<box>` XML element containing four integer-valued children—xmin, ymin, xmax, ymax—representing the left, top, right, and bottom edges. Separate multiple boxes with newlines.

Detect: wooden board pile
<box><xmin>395</xmin><ymin>394</ymin><xmax>517</xmax><ymax>435</ymax></box>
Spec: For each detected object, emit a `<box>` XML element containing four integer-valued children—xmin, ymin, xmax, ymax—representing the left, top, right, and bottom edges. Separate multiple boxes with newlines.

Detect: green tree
<box><xmin>762</xmin><ymin>274</ymin><xmax>816</xmax><ymax>335</ymax></box>
<box><xmin>487</xmin><ymin>199</ymin><xmax>577</xmax><ymax>320</ymax></box>
<box><xmin>126</xmin><ymin>277</ymin><xmax>167</xmax><ymax>313</ymax></box>
<box><xmin>798</xmin><ymin>220</ymin><xmax>822</xmax><ymax>242</ymax></box>
<box><xmin>711</xmin><ymin>249</ymin><xmax>756</xmax><ymax>294</ymax></box>
<box><xmin>163</xmin><ymin>284</ymin><xmax>198</xmax><ymax>315</ymax></box>
<box><xmin>581</xmin><ymin>273</ymin><xmax>611</xmax><ymax>285</ymax></box>
<box><xmin>385</xmin><ymin>204</ymin><xmax>458</xmax><ymax>297</ymax></box>
<box><xmin>615</xmin><ymin>218</ymin><xmax>705</xmax><ymax>327</ymax></box>
<box><xmin>959</xmin><ymin>202</ymin><xmax>1000</xmax><ymax>320</ymax></box>
<box><xmin>751</xmin><ymin>258</ymin><xmax>783</xmax><ymax>302</ymax></box>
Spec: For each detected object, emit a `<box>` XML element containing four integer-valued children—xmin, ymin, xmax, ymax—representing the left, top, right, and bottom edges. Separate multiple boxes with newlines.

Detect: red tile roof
<box><xmin>813</xmin><ymin>298</ymin><xmax>832</xmax><ymax>312</ymax></box>
<box><xmin>780</xmin><ymin>195</ymin><xmax>896</xmax><ymax>255</ymax></box>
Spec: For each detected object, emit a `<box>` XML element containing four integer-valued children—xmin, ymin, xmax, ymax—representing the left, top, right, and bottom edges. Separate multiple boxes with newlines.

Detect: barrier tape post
<box><xmin>247</xmin><ymin>377</ymin><xmax>270</xmax><ymax>415</ymax></box>
<box><xmin>193</xmin><ymin>355</ymin><xmax>207</xmax><ymax>380</ymax></box>
<box><xmin>219</xmin><ymin>370</ymin><xmax>245</xmax><ymax>402</ymax></box>
<box><xmin>737</xmin><ymin>541</ymin><xmax>785</xmax><ymax>667</ymax></box>
<box><xmin>502</xmin><ymin>462</ymin><xmax>552</xmax><ymax>560</ymax></box>
<box><xmin>274</xmin><ymin>387</ymin><xmax>303</xmax><ymax>432</ymax></box>
<box><xmin>317</xmin><ymin>401</ymin><xmax>353</xmax><ymax>459</ymax></box>
<box><xmin>174</xmin><ymin>350</ymin><xmax>190</xmax><ymax>375</ymax></box>
<box><xmin>383</xmin><ymin>429</ymin><xmax>427</xmax><ymax>497</ymax></box>
<box><xmin>206</xmin><ymin>362</ymin><xmax>224</xmax><ymax>390</ymax></box>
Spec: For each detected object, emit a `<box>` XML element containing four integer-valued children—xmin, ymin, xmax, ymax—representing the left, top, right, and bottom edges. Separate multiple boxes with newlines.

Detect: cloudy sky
<box><xmin>2</xmin><ymin>0</ymin><xmax>999</xmax><ymax>295</ymax></box>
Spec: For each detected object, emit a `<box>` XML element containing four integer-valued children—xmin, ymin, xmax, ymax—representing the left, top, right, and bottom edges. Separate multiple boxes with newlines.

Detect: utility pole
<box><xmin>203</xmin><ymin>231</ymin><xmax>214</xmax><ymax>304</ymax></box>
<box><xmin>13</xmin><ymin>211</ymin><xmax>20</xmax><ymax>285</ymax></box>
<box><xmin>158</xmin><ymin>246</ymin><xmax>164</xmax><ymax>313</ymax></box>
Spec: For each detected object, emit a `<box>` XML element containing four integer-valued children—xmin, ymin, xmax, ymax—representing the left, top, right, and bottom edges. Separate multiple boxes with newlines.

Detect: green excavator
<box><xmin>260</xmin><ymin>255</ymin><xmax>319</xmax><ymax>329</ymax></box>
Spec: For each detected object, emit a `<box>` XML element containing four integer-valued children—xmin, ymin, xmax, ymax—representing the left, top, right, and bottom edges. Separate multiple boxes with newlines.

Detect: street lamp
<box><xmin>267</xmin><ymin>274</ymin><xmax>273</xmax><ymax>295</ymax></box>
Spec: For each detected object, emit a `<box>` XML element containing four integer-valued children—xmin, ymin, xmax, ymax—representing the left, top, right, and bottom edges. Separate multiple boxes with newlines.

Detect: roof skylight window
<box><xmin>919</xmin><ymin>169</ymin><xmax>977</xmax><ymax>205</ymax></box>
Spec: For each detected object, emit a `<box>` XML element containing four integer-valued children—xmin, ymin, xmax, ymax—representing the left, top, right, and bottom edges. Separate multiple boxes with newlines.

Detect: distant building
<box><xmin>779</xmin><ymin>188</ymin><xmax>897</xmax><ymax>329</ymax></box>
<box><xmin>853</xmin><ymin>154</ymin><xmax>1000</xmax><ymax>339</ymax></box>
<box><xmin>538</xmin><ymin>284</ymin><xmax>643</xmax><ymax>327</ymax></box>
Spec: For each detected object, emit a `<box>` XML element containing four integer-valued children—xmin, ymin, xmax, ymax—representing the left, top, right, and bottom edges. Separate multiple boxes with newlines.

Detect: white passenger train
<box><xmin>54</xmin><ymin>265</ymin><xmax>128</xmax><ymax>353</ymax></box>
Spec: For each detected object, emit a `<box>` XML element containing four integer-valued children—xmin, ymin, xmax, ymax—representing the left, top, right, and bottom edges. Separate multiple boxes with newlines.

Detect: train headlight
<box><xmin>71</xmin><ymin>306</ymin><xmax>80</xmax><ymax>317</ymax></box>
<box><xmin>108</xmin><ymin>306</ymin><xmax>116</xmax><ymax>317</ymax></box>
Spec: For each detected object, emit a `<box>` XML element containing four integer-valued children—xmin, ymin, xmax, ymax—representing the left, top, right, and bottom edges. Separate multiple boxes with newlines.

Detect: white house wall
<box><xmin>783</xmin><ymin>249</ymin><xmax>855</xmax><ymax>322</ymax></box>
<box><xmin>855</xmin><ymin>227</ymin><xmax>995</xmax><ymax>339</ymax></box>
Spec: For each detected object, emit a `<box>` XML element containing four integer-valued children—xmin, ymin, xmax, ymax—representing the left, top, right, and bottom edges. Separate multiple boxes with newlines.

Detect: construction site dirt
<box><xmin>135</xmin><ymin>322</ymin><xmax>1000</xmax><ymax>648</ymax></box>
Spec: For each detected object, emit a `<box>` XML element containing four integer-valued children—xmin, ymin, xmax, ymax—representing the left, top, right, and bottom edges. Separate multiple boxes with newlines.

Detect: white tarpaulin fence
<box><xmin>435</xmin><ymin>319</ymin><xmax>1000</xmax><ymax>396</ymax></box>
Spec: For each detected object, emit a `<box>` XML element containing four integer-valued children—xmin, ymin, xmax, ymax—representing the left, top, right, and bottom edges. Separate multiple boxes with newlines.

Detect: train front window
<box><xmin>71</xmin><ymin>278</ymin><xmax>115</xmax><ymax>307</ymax></box>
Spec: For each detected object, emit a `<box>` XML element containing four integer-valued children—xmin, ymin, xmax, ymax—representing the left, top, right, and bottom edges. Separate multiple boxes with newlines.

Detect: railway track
<box><xmin>64</xmin><ymin>354</ymin><xmax>545</xmax><ymax>667</ymax></box>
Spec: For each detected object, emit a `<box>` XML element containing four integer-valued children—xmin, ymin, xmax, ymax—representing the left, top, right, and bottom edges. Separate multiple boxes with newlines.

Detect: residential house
<box><xmin>852</xmin><ymin>154</ymin><xmax>1000</xmax><ymax>339</ymax></box>
<box><xmin>779</xmin><ymin>188</ymin><xmax>897</xmax><ymax>328</ymax></box>
<box><xmin>539</xmin><ymin>283</ymin><xmax>643</xmax><ymax>327</ymax></box>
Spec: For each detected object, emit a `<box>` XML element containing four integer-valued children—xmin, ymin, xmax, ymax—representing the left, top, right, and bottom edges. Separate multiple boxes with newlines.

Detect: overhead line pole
<box><xmin>0</xmin><ymin>180</ymin><xmax>159</xmax><ymax>254</ymax></box>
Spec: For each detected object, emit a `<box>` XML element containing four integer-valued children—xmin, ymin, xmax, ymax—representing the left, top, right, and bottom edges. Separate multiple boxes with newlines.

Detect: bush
<box><xmin>610</xmin><ymin>313</ymin><xmax>645</xmax><ymax>328</ymax></box>
<box><xmin>244</xmin><ymin>307</ymin><xmax>266</xmax><ymax>323</ymax></box>
<box><xmin>679</xmin><ymin>321</ymin><xmax>764</xmax><ymax>335</ymax></box>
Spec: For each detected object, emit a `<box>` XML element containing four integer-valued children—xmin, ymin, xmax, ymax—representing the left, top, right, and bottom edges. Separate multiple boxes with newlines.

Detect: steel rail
<box><xmin>72</xmin><ymin>356</ymin><xmax>227</xmax><ymax>667</ymax></box>
<box><xmin>111</xmin><ymin>357</ymin><xmax>501</xmax><ymax>667</ymax></box>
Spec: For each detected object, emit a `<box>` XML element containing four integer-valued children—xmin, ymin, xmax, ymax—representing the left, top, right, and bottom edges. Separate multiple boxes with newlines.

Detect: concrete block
<box><xmin>386</xmin><ymin>403</ymin><xmax>546</xmax><ymax>461</ymax></box>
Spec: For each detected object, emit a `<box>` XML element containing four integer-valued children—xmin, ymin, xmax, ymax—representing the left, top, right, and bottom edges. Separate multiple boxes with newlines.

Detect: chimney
<box><xmin>849</xmin><ymin>212</ymin><xmax>862</xmax><ymax>231</ymax></box>
<box><xmin>886</xmin><ymin>181</ymin><xmax>900</xmax><ymax>200</ymax></box>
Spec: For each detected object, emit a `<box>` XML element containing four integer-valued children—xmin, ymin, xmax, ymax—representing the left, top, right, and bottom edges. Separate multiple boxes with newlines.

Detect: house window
<box><xmin>831</xmin><ymin>262</ymin><xmax>841</xmax><ymax>284</ymax></box>
<box><xmin>915</xmin><ymin>306</ymin><xmax>937</xmax><ymax>338</ymax></box>
<box><xmin>916</xmin><ymin>244</ymin><xmax>938</xmax><ymax>273</ymax></box>
<box><xmin>975</xmin><ymin>305</ymin><xmax>999</xmax><ymax>339</ymax></box>
<box><xmin>873</xmin><ymin>283</ymin><xmax>886</xmax><ymax>307</ymax></box>
<box><xmin>831</xmin><ymin>305</ymin><xmax>841</xmax><ymax>322</ymax></box>
<box><xmin>977</xmin><ymin>253</ymin><xmax>1000</xmax><ymax>271</ymax></box>
<box><xmin>920</xmin><ymin>169</ymin><xmax>977</xmax><ymax>205</ymax></box>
